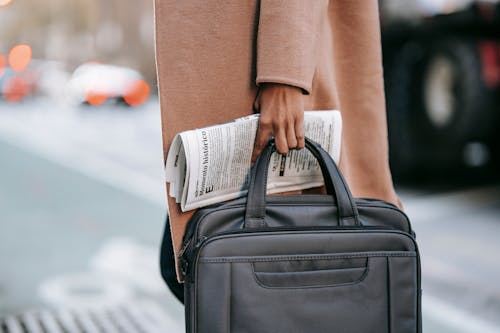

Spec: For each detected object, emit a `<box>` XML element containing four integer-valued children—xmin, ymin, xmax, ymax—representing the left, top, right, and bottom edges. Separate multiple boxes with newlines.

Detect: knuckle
<box><xmin>271</xmin><ymin>118</ymin><xmax>283</xmax><ymax>128</ymax></box>
<box><xmin>259</xmin><ymin>118</ymin><xmax>272</xmax><ymax>128</ymax></box>
<box><xmin>257</xmin><ymin>138</ymin><xmax>268</xmax><ymax>148</ymax></box>
<box><xmin>254</xmin><ymin>136</ymin><xmax>265</xmax><ymax>148</ymax></box>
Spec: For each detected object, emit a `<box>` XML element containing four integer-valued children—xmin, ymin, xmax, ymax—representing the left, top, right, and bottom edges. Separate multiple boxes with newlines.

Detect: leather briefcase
<box><xmin>178</xmin><ymin>137</ymin><xmax>421</xmax><ymax>333</ymax></box>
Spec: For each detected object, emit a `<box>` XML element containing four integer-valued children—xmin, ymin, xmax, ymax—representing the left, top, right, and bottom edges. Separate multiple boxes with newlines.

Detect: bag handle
<box><xmin>244</xmin><ymin>137</ymin><xmax>359</xmax><ymax>228</ymax></box>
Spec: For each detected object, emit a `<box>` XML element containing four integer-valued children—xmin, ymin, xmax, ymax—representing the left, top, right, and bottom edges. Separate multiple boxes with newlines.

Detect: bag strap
<box><xmin>244</xmin><ymin>137</ymin><xmax>359</xmax><ymax>228</ymax></box>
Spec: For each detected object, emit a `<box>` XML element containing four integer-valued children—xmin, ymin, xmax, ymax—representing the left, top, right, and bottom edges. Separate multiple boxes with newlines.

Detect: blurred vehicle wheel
<box><xmin>419</xmin><ymin>38</ymin><xmax>497</xmax><ymax>144</ymax></box>
<box><xmin>385</xmin><ymin>38</ymin><xmax>498</xmax><ymax>180</ymax></box>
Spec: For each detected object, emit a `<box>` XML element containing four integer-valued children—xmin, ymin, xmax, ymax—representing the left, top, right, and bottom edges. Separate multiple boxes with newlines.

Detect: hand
<box><xmin>251</xmin><ymin>83</ymin><xmax>305</xmax><ymax>165</ymax></box>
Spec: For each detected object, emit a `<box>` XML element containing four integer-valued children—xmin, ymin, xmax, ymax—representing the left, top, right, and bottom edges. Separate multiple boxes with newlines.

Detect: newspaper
<box><xmin>165</xmin><ymin>110</ymin><xmax>342</xmax><ymax>212</ymax></box>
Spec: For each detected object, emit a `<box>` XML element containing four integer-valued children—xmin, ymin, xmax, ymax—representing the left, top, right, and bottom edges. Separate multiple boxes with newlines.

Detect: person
<box><xmin>155</xmin><ymin>0</ymin><xmax>404</xmax><ymax>303</ymax></box>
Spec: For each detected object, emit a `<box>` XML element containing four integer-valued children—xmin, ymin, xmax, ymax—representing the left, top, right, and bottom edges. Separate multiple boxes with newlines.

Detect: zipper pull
<box><xmin>195</xmin><ymin>235</ymin><xmax>208</xmax><ymax>248</ymax></box>
<box><xmin>179</xmin><ymin>235</ymin><xmax>209</xmax><ymax>280</ymax></box>
<box><xmin>178</xmin><ymin>237</ymin><xmax>192</xmax><ymax>259</ymax></box>
<box><xmin>177</xmin><ymin>238</ymin><xmax>193</xmax><ymax>280</ymax></box>
<box><xmin>180</xmin><ymin>256</ymin><xmax>189</xmax><ymax>279</ymax></box>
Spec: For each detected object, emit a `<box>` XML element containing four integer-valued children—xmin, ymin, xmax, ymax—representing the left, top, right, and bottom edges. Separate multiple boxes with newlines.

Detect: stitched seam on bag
<box><xmin>247</xmin><ymin>145</ymin><xmax>272</xmax><ymax>227</ymax></box>
<box><xmin>250</xmin><ymin>259</ymin><xmax>370</xmax><ymax>290</ymax></box>
<box><xmin>261</xmin><ymin>147</ymin><xmax>271</xmax><ymax>219</ymax></box>
<box><xmin>387</xmin><ymin>256</ymin><xmax>392</xmax><ymax>333</ymax></box>
<box><xmin>199</xmin><ymin>251</ymin><xmax>416</xmax><ymax>263</ymax></box>
<box><xmin>227</xmin><ymin>263</ymin><xmax>231</xmax><ymax>333</ymax></box>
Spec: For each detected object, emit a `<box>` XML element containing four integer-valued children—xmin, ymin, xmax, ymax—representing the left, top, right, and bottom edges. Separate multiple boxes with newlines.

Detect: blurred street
<box><xmin>1</xmin><ymin>0</ymin><xmax>499</xmax><ymax>331</ymax></box>
<box><xmin>0</xmin><ymin>98</ymin><xmax>499</xmax><ymax>332</ymax></box>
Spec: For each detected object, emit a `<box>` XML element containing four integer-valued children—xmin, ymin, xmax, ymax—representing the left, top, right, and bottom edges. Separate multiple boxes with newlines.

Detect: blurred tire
<box><xmin>385</xmin><ymin>38</ymin><xmax>498</xmax><ymax>180</ymax></box>
<box><xmin>418</xmin><ymin>38</ymin><xmax>497</xmax><ymax>144</ymax></box>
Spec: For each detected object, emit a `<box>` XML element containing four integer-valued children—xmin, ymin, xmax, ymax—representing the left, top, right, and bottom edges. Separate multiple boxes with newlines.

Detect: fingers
<box><xmin>251</xmin><ymin>117</ymin><xmax>303</xmax><ymax>165</ymax></box>
<box><xmin>295</xmin><ymin>113</ymin><xmax>305</xmax><ymax>149</ymax></box>
<box><xmin>250</xmin><ymin>119</ymin><xmax>289</xmax><ymax>166</ymax></box>
<box><xmin>251</xmin><ymin>119</ymin><xmax>272</xmax><ymax>165</ymax></box>
<box><xmin>250</xmin><ymin>83</ymin><xmax>305</xmax><ymax>165</ymax></box>
<box><xmin>286</xmin><ymin>119</ymin><xmax>298</xmax><ymax>150</ymax></box>
<box><xmin>274</xmin><ymin>123</ymin><xmax>289</xmax><ymax>155</ymax></box>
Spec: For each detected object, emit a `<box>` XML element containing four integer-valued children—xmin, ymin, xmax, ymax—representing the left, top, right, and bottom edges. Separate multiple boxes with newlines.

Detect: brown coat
<box><xmin>155</xmin><ymin>0</ymin><xmax>396</xmax><ymax>281</ymax></box>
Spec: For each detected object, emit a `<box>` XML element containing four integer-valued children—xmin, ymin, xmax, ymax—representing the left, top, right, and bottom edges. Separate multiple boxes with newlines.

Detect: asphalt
<box><xmin>0</xmin><ymin>98</ymin><xmax>499</xmax><ymax>332</ymax></box>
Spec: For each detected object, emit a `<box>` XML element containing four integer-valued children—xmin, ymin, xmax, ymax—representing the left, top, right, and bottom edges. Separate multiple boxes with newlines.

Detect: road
<box><xmin>0</xmin><ymin>98</ymin><xmax>499</xmax><ymax>332</ymax></box>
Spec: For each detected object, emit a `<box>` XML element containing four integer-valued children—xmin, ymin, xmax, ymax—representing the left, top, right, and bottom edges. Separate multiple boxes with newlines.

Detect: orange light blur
<box><xmin>0</xmin><ymin>54</ymin><xmax>6</xmax><ymax>78</ymax></box>
<box><xmin>3</xmin><ymin>76</ymin><xmax>28</xmax><ymax>103</ymax></box>
<box><xmin>0</xmin><ymin>0</ymin><xmax>14</xmax><ymax>7</ymax></box>
<box><xmin>8</xmin><ymin>44</ymin><xmax>32</xmax><ymax>72</ymax></box>
<box><xmin>85</xmin><ymin>90</ymin><xmax>108</xmax><ymax>106</ymax></box>
<box><xmin>124</xmin><ymin>79</ymin><xmax>150</xmax><ymax>107</ymax></box>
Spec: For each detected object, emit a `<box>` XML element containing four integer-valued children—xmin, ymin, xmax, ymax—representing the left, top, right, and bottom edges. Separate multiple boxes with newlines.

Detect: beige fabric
<box><xmin>155</xmin><ymin>0</ymin><xmax>395</xmax><ymax>281</ymax></box>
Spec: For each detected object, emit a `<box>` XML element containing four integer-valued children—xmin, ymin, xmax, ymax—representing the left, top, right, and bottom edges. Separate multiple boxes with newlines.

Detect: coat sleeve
<box><xmin>330</xmin><ymin>0</ymin><xmax>398</xmax><ymax>202</ymax></box>
<box><xmin>256</xmin><ymin>0</ymin><xmax>327</xmax><ymax>95</ymax></box>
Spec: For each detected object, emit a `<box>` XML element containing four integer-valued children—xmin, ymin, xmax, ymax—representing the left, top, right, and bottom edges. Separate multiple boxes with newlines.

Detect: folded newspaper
<box><xmin>165</xmin><ymin>110</ymin><xmax>342</xmax><ymax>212</ymax></box>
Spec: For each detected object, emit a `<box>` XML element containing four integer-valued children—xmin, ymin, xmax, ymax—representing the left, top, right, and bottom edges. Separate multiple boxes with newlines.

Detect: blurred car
<box><xmin>382</xmin><ymin>2</ymin><xmax>500</xmax><ymax>179</ymax></box>
<box><xmin>66</xmin><ymin>63</ymin><xmax>150</xmax><ymax>107</ymax></box>
<box><xmin>0</xmin><ymin>58</ymin><xmax>73</xmax><ymax>104</ymax></box>
<box><xmin>0</xmin><ymin>66</ymin><xmax>39</xmax><ymax>103</ymax></box>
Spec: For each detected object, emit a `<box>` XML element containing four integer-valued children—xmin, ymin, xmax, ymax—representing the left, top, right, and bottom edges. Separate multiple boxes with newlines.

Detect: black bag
<box><xmin>177</xmin><ymin>137</ymin><xmax>421</xmax><ymax>333</ymax></box>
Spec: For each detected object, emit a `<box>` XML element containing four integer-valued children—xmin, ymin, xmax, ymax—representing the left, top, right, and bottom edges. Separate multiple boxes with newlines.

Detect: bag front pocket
<box><xmin>252</xmin><ymin>257</ymin><xmax>367</xmax><ymax>288</ymax></box>
<box><xmin>196</xmin><ymin>251</ymin><xmax>417</xmax><ymax>333</ymax></box>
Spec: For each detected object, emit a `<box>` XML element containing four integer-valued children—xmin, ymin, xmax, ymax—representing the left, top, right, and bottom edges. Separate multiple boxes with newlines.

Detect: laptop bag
<box><xmin>178</xmin><ymin>137</ymin><xmax>421</xmax><ymax>333</ymax></box>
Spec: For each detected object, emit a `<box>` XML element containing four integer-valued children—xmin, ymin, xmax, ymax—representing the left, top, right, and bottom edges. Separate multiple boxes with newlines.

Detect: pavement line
<box><xmin>424</xmin><ymin>294</ymin><xmax>500</xmax><ymax>333</ymax></box>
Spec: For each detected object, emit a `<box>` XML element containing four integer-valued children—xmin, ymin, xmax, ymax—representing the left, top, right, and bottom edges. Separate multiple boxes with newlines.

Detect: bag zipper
<box><xmin>179</xmin><ymin>235</ymin><xmax>207</xmax><ymax>279</ymax></box>
<box><xmin>180</xmin><ymin>224</ymin><xmax>402</xmax><ymax>281</ymax></box>
<box><xmin>178</xmin><ymin>197</ymin><xmax>410</xmax><ymax>280</ymax></box>
<box><xmin>179</xmin><ymin>197</ymin><xmax>409</xmax><ymax>258</ymax></box>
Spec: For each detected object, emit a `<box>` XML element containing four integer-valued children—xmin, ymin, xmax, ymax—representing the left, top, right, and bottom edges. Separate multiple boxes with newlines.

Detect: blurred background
<box><xmin>0</xmin><ymin>0</ymin><xmax>499</xmax><ymax>332</ymax></box>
